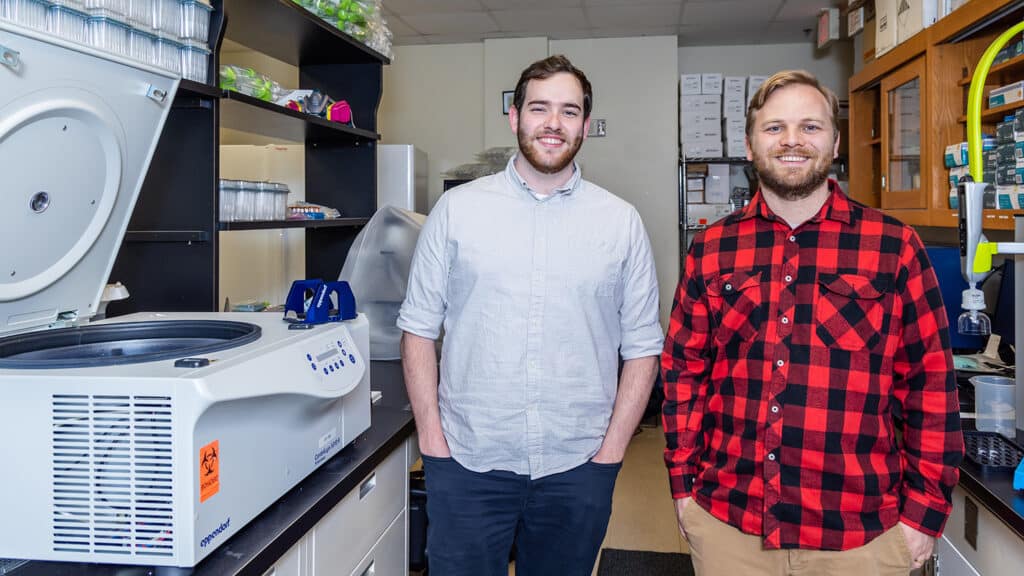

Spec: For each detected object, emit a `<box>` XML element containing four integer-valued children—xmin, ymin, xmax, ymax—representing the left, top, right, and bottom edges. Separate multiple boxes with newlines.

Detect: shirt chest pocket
<box><xmin>706</xmin><ymin>271</ymin><xmax>764</xmax><ymax>347</ymax></box>
<box><xmin>815</xmin><ymin>273</ymin><xmax>893</xmax><ymax>352</ymax></box>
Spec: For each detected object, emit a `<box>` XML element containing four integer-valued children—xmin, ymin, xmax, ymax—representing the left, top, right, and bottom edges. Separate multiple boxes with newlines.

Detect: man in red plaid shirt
<box><xmin>662</xmin><ymin>70</ymin><xmax>963</xmax><ymax>575</ymax></box>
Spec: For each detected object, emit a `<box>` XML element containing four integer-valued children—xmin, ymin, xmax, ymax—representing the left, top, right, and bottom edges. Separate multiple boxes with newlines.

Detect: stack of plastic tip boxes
<box><xmin>219</xmin><ymin>180</ymin><xmax>290</xmax><ymax>222</ymax></box>
<box><xmin>0</xmin><ymin>0</ymin><xmax>213</xmax><ymax>83</ymax></box>
<box><xmin>945</xmin><ymin>112</ymin><xmax>1024</xmax><ymax>211</ymax></box>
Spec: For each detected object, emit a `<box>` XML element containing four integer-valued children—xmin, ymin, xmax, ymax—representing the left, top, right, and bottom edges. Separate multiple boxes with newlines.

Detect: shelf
<box><xmin>179</xmin><ymin>79</ymin><xmax>222</xmax><ymax>99</ymax></box>
<box><xmin>958</xmin><ymin>52</ymin><xmax>1024</xmax><ymax>86</ymax></box>
<box><xmin>220</xmin><ymin>90</ymin><xmax>380</xmax><ymax>144</ymax></box>
<box><xmin>958</xmin><ymin>99</ymin><xmax>1024</xmax><ymax>123</ymax></box>
<box><xmin>218</xmin><ymin>218</ymin><xmax>371</xmax><ymax>231</ymax></box>
<box><xmin>681</xmin><ymin>157</ymin><xmax>749</xmax><ymax>164</ymax></box>
<box><xmin>932</xmin><ymin>208</ymin><xmax>1024</xmax><ymax>230</ymax></box>
<box><xmin>222</xmin><ymin>0</ymin><xmax>389</xmax><ymax>66</ymax></box>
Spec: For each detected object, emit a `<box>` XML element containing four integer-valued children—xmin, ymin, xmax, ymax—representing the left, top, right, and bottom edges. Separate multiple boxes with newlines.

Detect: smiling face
<box><xmin>746</xmin><ymin>83</ymin><xmax>839</xmax><ymax>201</ymax></box>
<box><xmin>510</xmin><ymin>72</ymin><xmax>589</xmax><ymax>178</ymax></box>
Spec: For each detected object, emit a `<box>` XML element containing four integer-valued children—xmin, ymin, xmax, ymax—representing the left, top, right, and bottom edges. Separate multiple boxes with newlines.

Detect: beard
<box><xmin>517</xmin><ymin>125</ymin><xmax>583</xmax><ymax>175</ymax></box>
<box><xmin>752</xmin><ymin>146</ymin><xmax>832</xmax><ymax>201</ymax></box>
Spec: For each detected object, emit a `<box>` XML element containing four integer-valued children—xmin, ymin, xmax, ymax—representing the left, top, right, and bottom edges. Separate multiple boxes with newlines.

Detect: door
<box><xmin>881</xmin><ymin>57</ymin><xmax>927</xmax><ymax>210</ymax></box>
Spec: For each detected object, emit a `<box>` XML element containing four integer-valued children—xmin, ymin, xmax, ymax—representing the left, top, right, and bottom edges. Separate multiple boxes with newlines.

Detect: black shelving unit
<box><xmin>218</xmin><ymin>217</ymin><xmax>371</xmax><ymax>231</ymax></box>
<box><xmin>108</xmin><ymin>0</ymin><xmax>386</xmax><ymax>316</ymax></box>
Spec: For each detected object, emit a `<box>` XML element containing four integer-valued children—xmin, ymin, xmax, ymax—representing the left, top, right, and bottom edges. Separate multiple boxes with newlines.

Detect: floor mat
<box><xmin>596</xmin><ymin>548</ymin><xmax>695</xmax><ymax>576</ymax></box>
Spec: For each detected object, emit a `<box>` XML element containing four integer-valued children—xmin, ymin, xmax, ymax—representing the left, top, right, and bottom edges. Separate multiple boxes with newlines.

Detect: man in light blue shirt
<box><xmin>398</xmin><ymin>55</ymin><xmax>663</xmax><ymax>576</ymax></box>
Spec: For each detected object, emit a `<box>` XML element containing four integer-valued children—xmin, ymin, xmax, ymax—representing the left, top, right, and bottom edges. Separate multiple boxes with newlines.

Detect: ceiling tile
<box><xmin>775</xmin><ymin>0</ymin><xmax>845</xmax><ymax>21</ymax></box>
<box><xmin>420</xmin><ymin>33</ymin><xmax>492</xmax><ymax>44</ymax></box>
<box><xmin>681</xmin><ymin>0</ymin><xmax>781</xmax><ymax>26</ymax></box>
<box><xmin>385</xmin><ymin>0</ymin><xmax>484</xmax><ymax>14</ymax></box>
<box><xmin>383</xmin><ymin>15</ymin><xmax>420</xmax><ymax>37</ymax></box>
<box><xmin>401</xmin><ymin>11</ymin><xmax>499</xmax><ymax>35</ymax></box>
<box><xmin>584</xmin><ymin>0</ymin><xmax>684</xmax><ymax>5</ymax></box>
<box><xmin>394</xmin><ymin>35</ymin><xmax>433</xmax><ymax>46</ymax></box>
<box><xmin>491</xmin><ymin>8</ymin><xmax>589</xmax><ymax>32</ymax></box>
<box><xmin>587</xmin><ymin>3</ymin><xmax>681</xmax><ymax>28</ymax></box>
<box><xmin>480</xmin><ymin>0</ymin><xmax>583</xmax><ymax>8</ymax></box>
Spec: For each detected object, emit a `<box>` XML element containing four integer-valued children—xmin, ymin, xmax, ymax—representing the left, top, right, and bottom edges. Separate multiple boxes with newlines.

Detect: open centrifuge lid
<box><xmin>0</xmin><ymin>22</ymin><xmax>179</xmax><ymax>337</ymax></box>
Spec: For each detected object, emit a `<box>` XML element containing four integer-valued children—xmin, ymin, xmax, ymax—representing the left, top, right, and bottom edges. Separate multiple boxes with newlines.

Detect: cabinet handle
<box><xmin>881</xmin><ymin>175</ymin><xmax>887</xmax><ymax>190</ymax></box>
<box><xmin>359</xmin><ymin>473</ymin><xmax>377</xmax><ymax>499</ymax></box>
<box><xmin>359</xmin><ymin>560</ymin><xmax>375</xmax><ymax>576</ymax></box>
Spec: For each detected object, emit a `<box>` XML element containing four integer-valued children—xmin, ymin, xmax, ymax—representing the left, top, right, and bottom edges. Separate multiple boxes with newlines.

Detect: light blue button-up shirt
<box><xmin>398</xmin><ymin>156</ymin><xmax>663</xmax><ymax>478</ymax></box>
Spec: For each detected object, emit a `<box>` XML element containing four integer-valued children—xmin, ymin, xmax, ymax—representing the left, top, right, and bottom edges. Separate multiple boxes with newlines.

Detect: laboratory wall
<box><xmin>551</xmin><ymin>35</ymin><xmax>680</xmax><ymax>329</ymax></box>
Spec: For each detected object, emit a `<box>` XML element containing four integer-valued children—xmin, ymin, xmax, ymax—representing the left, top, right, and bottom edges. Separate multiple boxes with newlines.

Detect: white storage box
<box><xmin>680</xmin><ymin>73</ymin><xmax>701</xmax><ymax>95</ymax></box>
<box><xmin>701</xmin><ymin>73</ymin><xmax>722</xmax><ymax>95</ymax></box>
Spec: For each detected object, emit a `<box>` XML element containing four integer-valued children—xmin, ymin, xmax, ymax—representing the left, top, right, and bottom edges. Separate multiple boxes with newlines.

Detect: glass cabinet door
<box><xmin>880</xmin><ymin>57</ymin><xmax>927</xmax><ymax>210</ymax></box>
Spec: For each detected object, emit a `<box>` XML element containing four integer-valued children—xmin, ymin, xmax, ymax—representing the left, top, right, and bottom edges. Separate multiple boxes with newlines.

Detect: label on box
<box><xmin>681</xmin><ymin>74</ymin><xmax>702</xmax><ymax>95</ymax></box>
<box><xmin>701</xmin><ymin>73</ymin><xmax>723</xmax><ymax>95</ymax></box>
<box><xmin>724</xmin><ymin>76</ymin><xmax>745</xmax><ymax>97</ymax></box>
<box><xmin>724</xmin><ymin>94</ymin><xmax>746</xmax><ymax>118</ymax></box>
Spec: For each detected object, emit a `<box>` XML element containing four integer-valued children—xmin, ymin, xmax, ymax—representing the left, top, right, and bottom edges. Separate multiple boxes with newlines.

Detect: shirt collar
<box><xmin>739</xmin><ymin>179</ymin><xmax>852</xmax><ymax>225</ymax></box>
<box><xmin>505</xmin><ymin>154</ymin><xmax>582</xmax><ymax>200</ymax></box>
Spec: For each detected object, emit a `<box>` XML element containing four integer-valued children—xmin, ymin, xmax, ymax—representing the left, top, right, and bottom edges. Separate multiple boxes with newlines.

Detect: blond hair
<box><xmin>746</xmin><ymin>70</ymin><xmax>839</xmax><ymax>142</ymax></box>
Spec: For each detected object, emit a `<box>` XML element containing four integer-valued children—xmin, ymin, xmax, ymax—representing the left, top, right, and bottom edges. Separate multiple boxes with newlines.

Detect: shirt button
<box><xmin>789</xmin><ymin>235</ymin><xmax>796</xmax><ymax>242</ymax></box>
<box><xmin>724</xmin><ymin>283</ymin><xmax>733</xmax><ymax>291</ymax></box>
<box><xmin>780</xmin><ymin>317</ymin><xmax>789</xmax><ymax>325</ymax></box>
<box><xmin>768</xmin><ymin>453</ymin><xmax>777</xmax><ymax>461</ymax></box>
<box><xmin>784</xmin><ymin>275</ymin><xmax>793</xmax><ymax>283</ymax></box>
<box><xmin>771</xmin><ymin>405</ymin><xmax>780</xmax><ymax>414</ymax></box>
<box><xmin>776</xmin><ymin>359</ymin><xmax>785</xmax><ymax>367</ymax></box>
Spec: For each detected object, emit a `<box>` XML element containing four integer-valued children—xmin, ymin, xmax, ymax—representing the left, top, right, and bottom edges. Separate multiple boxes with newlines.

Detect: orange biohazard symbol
<box><xmin>199</xmin><ymin>440</ymin><xmax>220</xmax><ymax>503</ymax></box>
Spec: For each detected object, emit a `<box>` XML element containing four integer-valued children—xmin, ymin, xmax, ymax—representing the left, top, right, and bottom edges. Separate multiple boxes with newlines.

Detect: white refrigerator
<box><xmin>377</xmin><ymin>144</ymin><xmax>428</xmax><ymax>213</ymax></box>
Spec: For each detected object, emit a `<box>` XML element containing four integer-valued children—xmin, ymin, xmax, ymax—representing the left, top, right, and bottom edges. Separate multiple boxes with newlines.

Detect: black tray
<box><xmin>964</xmin><ymin>431</ymin><xmax>1024</xmax><ymax>473</ymax></box>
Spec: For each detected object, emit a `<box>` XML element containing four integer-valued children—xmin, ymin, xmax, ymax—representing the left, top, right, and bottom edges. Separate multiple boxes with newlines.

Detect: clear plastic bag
<box><xmin>338</xmin><ymin>206</ymin><xmax>426</xmax><ymax>360</ymax></box>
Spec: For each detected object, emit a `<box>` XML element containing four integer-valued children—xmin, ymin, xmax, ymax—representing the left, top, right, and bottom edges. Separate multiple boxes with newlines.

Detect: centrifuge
<box><xmin>0</xmin><ymin>22</ymin><xmax>370</xmax><ymax>568</ymax></box>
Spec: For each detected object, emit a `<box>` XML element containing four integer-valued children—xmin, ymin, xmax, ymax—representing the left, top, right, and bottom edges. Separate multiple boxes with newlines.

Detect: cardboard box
<box><xmin>682</xmin><ymin>125</ymin><xmax>722</xmax><ymax>142</ymax></box>
<box><xmin>897</xmin><ymin>0</ymin><xmax>937</xmax><ymax>44</ymax></box>
<box><xmin>683</xmin><ymin>140</ymin><xmax>723</xmax><ymax>159</ymax></box>
<box><xmin>704</xmin><ymin>164</ymin><xmax>731</xmax><ymax>203</ymax></box>
<box><xmin>726</xmin><ymin>139</ymin><xmax>746</xmax><ymax>159</ymax></box>
<box><xmin>747</xmin><ymin>76</ymin><xmax>769</xmax><ymax>104</ymax></box>
<box><xmin>701</xmin><ymin>73</ymin><xmax>723</xmax><ymax>95</ymax></box>
<box><xmin>686</xmin><ymin>203</ymin><xmax>734</xmax><ymax>227</ymax></box>
<box><xmin>681</xmin><ymin>74</ymin><xmax>702</xmax><ymax>95</ymax></box>
<box><xmin>724</xmin><ymin>94</ymin><xmax>746</xmax><ymax>118</ymax></box>
<box><xmin>724</xmin><ymin>76</ymin><xmax>745</xmax><ymax>98</ymax></box>
<box><xmin>875</xmin><ymin>0</ymin><xmax>897</xmax><ymax>57</ymax></box>
<box><xmin>863</xmin><ymin>16</ymin><xmax>877</xmax><ymax>62</ymax></box>
<box><xmin>681</xmin><ymin>94</ymin><xmax>722</xmax><ymax>115</ymax></box>
<box><xmin>989</xmin><ymin>81</ymin><xmax>1024</xmax><ymax>108</ymax></box>
<box><xmin>724</xmin><ymin>117</ymin><xmax>745</xmax><ymax>141</ymax></box>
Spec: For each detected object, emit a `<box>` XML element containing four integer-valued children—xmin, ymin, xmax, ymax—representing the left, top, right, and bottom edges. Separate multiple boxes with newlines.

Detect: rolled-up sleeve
<box><xmin>397</xmin><ymin>194</ymin><xmax>451</xmax><ymax>340</ymax></box>
<box><xmin>618</xmin><ymin>208</ymin><xmax>664</xmax><ymax>359</ymax></box>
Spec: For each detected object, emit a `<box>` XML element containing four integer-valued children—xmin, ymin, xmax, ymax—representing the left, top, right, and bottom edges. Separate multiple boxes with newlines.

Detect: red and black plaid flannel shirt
<box><xmin>662</xmin><ymin>181</ymin><xmax>963</xmax><ymax>550</ymax></box>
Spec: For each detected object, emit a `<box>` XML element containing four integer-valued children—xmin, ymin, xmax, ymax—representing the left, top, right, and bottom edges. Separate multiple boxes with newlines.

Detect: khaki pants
<box><xmin>683</xmin><ymin>502</ymin><xmax>914</xmax><ymax>576</ymax></box>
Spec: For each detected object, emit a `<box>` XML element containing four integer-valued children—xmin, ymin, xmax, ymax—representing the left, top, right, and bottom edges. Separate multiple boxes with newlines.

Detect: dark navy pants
<box><xmin>421</xmin><ymin>455</ymin><xmax>621</xmax><ymax>576</ymax></box>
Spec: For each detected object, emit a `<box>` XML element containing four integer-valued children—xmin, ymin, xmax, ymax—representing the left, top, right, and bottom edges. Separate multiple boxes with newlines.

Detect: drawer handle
<box><xmin>360</xmin><ymin>560</ymin><xmax>375</xmax><ymax>576</ymax></box>
<box><xmin>359</xmin><ymin>473</ymin><xmax>376</xmax><ymax>499</ymax></box>
<box><xmin>1</xmin><ymin>44</ymin><xmax>20</xmax><ymax>71</ymax></box>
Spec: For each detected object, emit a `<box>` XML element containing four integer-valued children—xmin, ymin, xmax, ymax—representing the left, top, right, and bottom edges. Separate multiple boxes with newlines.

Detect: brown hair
<box><xmin>746</xmin><ymin>70</ymin><xmax>839</xmax><ymax>142</ymax></box>
<box><xmin>513</xmin><ymin>55</ymin><xmax>593</xmax><ymax>119</ymax></box>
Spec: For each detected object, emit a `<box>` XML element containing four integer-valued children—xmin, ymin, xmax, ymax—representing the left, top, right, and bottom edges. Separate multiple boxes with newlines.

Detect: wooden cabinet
<box><xmin>848</xmin><ymin>0</ymin><xmax>1024</xmax><ymax>231</ymax></box>
<box><xmin>881</xmin><ymin>58</ymin><xmax>927</xmax><ymax>214</ymax></box>
<box><xmin>107</xmin><ymin>0</ymin><xmax>386</xmax><ymax>315</ymax></box>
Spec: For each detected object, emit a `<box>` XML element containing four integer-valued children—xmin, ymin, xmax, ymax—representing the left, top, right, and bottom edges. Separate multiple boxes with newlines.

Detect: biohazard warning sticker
<box><xmin>199</xmin><ymin>440</ymin><xmax>220</xmax><ymax>503</ymax></box>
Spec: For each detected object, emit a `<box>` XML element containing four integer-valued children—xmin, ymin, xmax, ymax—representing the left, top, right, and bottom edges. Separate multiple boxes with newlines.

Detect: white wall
<box><xmin>678</xmin><ymin>40</ymin><xmax>854</xmax><ymax>98</ymax></box>
<box><xmin>482</xmin><ymin>37</ymin><xmax>548</xmax><ymax>149</ymax></box>
<box><xmin>551</xmin><ymin>36</ymin><xmax>680</xmax><ymax>329</ymax></box>
<box><xmin>379</xmin><ymin>44</ymin><xmax>485</xmax><ymax>210</ymax></box>
<box><xmin>378</xmin><ymin>36</ymin><xmax>680</xmax><ymax>327</ymax></box>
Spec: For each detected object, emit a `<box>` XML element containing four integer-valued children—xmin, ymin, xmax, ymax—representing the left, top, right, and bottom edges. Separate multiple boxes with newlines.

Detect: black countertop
<box><xmin>11</xmin><ymin>361</ymin><xmax>415</xmax><ymax>576</ymax></box>
<box><xmin>957</xmin><ymin>421</ymin><xmax>1024</xmax><ymax>540</ymax></box>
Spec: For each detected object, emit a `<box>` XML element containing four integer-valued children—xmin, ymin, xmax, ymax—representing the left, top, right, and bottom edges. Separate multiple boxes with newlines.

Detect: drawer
<box><xmin>312</xmin><ymin>443</ymin><xmax>408</xmax><ymax>576</ymax></box>
<box><xmin>263</xmin><ymin>538</ymin><xmax>305</xmax><ymax>576</ymax></box>
<box><xmin>349</xmin><ymin>510</ymin><xmax>407</xmax><ymax>576</ymax></box>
